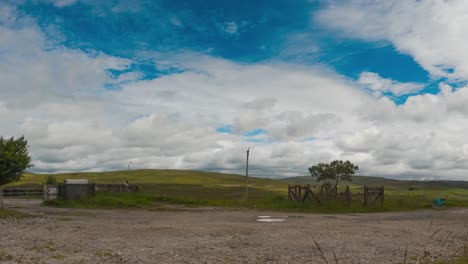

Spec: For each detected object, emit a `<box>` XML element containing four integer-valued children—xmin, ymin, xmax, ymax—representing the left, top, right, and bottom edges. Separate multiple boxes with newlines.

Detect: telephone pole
<box><xmin>244</xmin><ymin>148</ymin><xmax>250</xmax><ymax>200</ymax></box>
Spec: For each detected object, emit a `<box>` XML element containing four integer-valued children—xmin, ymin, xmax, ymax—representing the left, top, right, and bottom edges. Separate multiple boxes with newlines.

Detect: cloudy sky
<box><xmin>3</xmin><ymin>0</ymin><xmax>468</xmax><ymax>180</ymax></box>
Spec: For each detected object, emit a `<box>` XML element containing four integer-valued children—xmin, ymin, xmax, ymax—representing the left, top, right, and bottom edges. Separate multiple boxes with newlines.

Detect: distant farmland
<box><xmin>10</xmin><ymin>169</ymin><xmax>468</xmax><ymax>212</ymax></box>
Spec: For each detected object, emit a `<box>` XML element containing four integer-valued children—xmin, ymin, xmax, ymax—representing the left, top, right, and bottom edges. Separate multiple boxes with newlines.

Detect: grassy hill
<box><xmin>11</xmin><ymin>170</ymin><xmax>468</xmax><ymax>212</ymax></box>
<box><xmin>12</xmin><ymin>169</ymin><xmax>289</xmax><ymax>203</ymax></box>
<box><xmin>18</xmin><ymin>170</ymin><xmax>468</xmax><ymax>191</ymax></box>
<box><xmin>13</xmin><ymin>169</ymin><xmax>286</xmax><ymax>188</ymax></box>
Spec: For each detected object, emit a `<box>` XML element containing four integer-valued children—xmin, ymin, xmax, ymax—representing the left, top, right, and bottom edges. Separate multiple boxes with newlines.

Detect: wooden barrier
<box><xmin>288</xmin><ymin>184</ymin><xmax>321</xmax><ymax>205</ymax></box>
<box><xmin>288</xmin><ymin>185</ymin><xmax>383</xmax><ymax>207</ymax></box>
<box><xmin>45</xmin><ymin>183</ymin><xmax>140</xmax><ymax>201</ymax></box>
<box><xmin>363</xmin><ymin>186</ymin><xmax>384</xmax><ymax>207</ymax></box>
<box><xmin>288</xmin><ymin>184</ymin><xmax>353</xmax><ymax>206</ymax></box>
<box><xmin>95</xmin><ymin>184</ymin><xmax>140</xmax><ymax>193</ymax></box>
<box><xmin>58</xmin><ymin>183</ymin><xmax>95</xmax><ymax>201</ymax></box>
<box><xmin>0</xmin><ymin>187</ymin><xmax>43</xmax><ymax>199</ymax></box>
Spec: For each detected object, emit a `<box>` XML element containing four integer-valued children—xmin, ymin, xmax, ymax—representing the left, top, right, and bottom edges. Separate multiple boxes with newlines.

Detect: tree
<box><xmin>0</xmin><ymin>136</ymin><xmax>32</xmax><ymax>186</ymax></box>
<box><xmin>308</xmin><ymin>160</ymin><xmax>358</xmax><ymax>190</ymax></box>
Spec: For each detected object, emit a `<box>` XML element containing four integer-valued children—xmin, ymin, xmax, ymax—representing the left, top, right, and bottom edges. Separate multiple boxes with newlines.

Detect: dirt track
<box><xmin>1</xmin><ymin>199</ymin><xmax>468</xmax><ymax>264</ymax></box>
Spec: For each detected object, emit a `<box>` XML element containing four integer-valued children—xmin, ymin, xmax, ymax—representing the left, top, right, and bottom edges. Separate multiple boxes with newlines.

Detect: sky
<box><xmin>2</xmin><ymin>0</ymin><xmax>468</xmax><ymax>180</ymax></box>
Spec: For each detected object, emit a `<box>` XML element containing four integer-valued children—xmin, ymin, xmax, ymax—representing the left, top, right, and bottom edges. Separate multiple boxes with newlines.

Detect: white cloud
<box><xmin>223</xmin><ymin>21</ymin><xmax>238</xmax><ymax>34</ymax></box>
<box><xmin>316</xmin><ymin>0</ymin><xmax>468</xmax><ymax>80</ymax></box>
<box><xmin>0</xmin><ymin>9</ymin><xmax>131</xmax><ymax>109</ymax></box>
<box><xmin>358</xmin><ymin>72</ymin><xmax>424</xmax><ymax>96</ymax></box>
<box><xmin>45</xmin><ymin>0</ymin><xmax>78</xmax><ymax>8</ymax></box>
<box><xmin>5</xmin><ymin>1</ymin><xmax>468</xmax><ymax>180</ymax></box>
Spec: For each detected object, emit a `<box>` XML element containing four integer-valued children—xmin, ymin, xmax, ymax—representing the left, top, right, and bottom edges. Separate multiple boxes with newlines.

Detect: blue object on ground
<box><xmin>432</xmin><ymin>198</ymin><xmax>446</xmax><ymax>207</ymax></box>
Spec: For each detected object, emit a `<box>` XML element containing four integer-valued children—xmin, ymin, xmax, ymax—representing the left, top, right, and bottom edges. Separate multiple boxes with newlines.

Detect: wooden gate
<box><xmin>363</xmin><ymin>186</ymin><xmax>384</xmax><ymax>207</ymax></box>
<box><xmin>0</xmin><ymin>187</ymin><xmax>43</xmax><ymax>208</ymax></box>
<box><xmin>288</xmin><ymin>184</ymin><xmax>321</xmax><ymax>204</ymax></box>
<box><xmin>0</xmin><ymin>187</ymin><xmax>43</xmax><ymax>199</ymax></box>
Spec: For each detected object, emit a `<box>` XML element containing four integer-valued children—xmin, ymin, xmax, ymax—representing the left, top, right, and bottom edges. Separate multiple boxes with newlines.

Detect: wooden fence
<box><xmin>43</xmin><ymin>183</ymin><xmax>140</xmax><ymax>201</ymax></box>
<box><xmin>288</xmin><ymin>185</ymin><xmax>382</xmax><ymax>207</ymax></box>
<box><xmin>95</xmin><ymin>184</ymin><xmax>140</xmax><ymax>193</ymax></box>
<box><xmin>58</xmin><ymin>183</ymin><xmax>95</xmax><ymax>201</ymax></box>
<box><xmin>288</xmin><ymin>184</ymin><xmax>321</xmax><ymax>204</ymax></box>
<box><xmin>0</xmin><ymin>187</ymin><xmax>43</xmax><ymax>199</ymax></box>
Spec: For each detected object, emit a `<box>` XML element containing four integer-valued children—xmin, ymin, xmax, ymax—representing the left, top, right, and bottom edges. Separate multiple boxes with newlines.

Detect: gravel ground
<box><xmin>1</xmin><ymin>199</ymin><xmax>468</xmax><ymax>264</ymax></box>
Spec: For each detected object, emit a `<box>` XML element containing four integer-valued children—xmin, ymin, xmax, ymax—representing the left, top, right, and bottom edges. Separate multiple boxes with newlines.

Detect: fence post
<box><xmin>345</xmin><ymin>185</ymin><xmax>350</xmax><ymax>206</ymax></box>
<box><xmin>363</xmin><ymin>186</ymin><xmax>368</xmax><ymax>207</ymax></box>
<box><xmin>91</xmin><ymin>183</ymin><xmax>96</xmax><ymax>198</ymax></box>
<box><xmin>381</xmin><ymin>186</ymin><xmax>384</xmax><ymax>208</ymax></box>
<box><xmin>0</xmin><ymin>187</ymin><xmax>3</xmax><ymax>209</ymax></box>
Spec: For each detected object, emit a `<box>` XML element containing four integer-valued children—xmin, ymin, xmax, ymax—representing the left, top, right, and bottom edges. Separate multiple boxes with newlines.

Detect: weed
<box><xmin>52</xmin><ymin>255</ymin><xmax>66</xmax><ymax>260</ymax></box>
<box><xmin>42</xmin><ymin>175</ymin><xmax>57</xmax><ymax>185</ymax></box>
<box><xmin>0</xmin><ymin>252</ymin><xmax>14</xmax><ymax>261</ymax></box>
<box><xmin>0</xmin><ymin>209</ymin><xmax>29</xmax><ymax>219</ymax></box>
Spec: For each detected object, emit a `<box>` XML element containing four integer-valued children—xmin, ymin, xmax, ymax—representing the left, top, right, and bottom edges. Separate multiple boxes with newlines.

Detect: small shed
<box><xmin>59</xmin><ymin>179</ymin><xmax>94</xmax><ymax>200</ymax></box>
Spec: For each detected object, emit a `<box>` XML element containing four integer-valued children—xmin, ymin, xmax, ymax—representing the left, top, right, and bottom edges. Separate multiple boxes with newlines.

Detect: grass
<box><xmin>10</xmin><ymin>169</ymin><xmax>468</xmax><ymax>212</ymax></box>
<box><xmin>10</xmin><ymin>169</ymin><xmax>286</xmax><ymax>190</ymax></box>
<box><xmin>0</xmin><ymin>208</ymin><xmax>28</xmax><ymax>219</ymax></box>
<box><xmin>42</xmin><ymin>186</ymin><xmax>468</xmax><ymax>213</ymax></box>
<box><xmin>437</xmin><ymin>257</ymin><xmax>468</xmax><ymax>264</ymax></box>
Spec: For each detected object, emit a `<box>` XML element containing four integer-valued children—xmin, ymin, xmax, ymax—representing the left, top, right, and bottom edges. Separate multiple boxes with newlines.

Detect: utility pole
<box><xmin>125</xmin><ymin>162</ymin><xmax>132</xmax><ymax>185</ymax></box>
<box><xmin>244</xmin><ymin>148</ymin><xmax>250</xmax><ymax>200</ymax></box>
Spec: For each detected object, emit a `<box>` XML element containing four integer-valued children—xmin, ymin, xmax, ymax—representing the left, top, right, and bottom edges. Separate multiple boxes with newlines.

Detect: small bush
<box><xmin>43</xmin><ymin>175</ymin><xmax>57</xmax><ymax>185</ymax></box>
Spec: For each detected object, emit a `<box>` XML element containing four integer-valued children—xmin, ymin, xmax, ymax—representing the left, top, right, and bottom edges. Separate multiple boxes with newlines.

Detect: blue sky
<box><xmin>19</xmin><ymin>0</ymin><xmax>430</xmax><ymax>95</ymax></box>
<box><xmin>3</xmin><ymin>0</ymin><xmax>468</xmax><ymax>179</ymax></box>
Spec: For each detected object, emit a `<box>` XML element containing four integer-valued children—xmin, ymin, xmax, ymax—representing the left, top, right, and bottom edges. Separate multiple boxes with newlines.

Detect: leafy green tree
<box><xmin>0</xmin><ymin>136</ymin><xmax>32</xmax><ymax>186</ymax></box>
<box><xmin>308</xmin><ymin>160</ymin><xmax>358</xmax><ymax>190</ymax></box>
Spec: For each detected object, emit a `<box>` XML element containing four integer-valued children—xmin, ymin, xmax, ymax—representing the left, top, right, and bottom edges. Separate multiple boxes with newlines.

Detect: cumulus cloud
<box><xmin>0</xmin><ymin>4</ymin><xmax>132</xmax><ymax>109</ymax></box>
<box><xmin>358</xmin><ymin>72</ymin><xmax>424</xmax><ymax>96</ymax></box>
<box><xmin>46</xmin><ymin>0</ymin><xmax>77</xmax><ymax>7</ymax></box>
<box><xmin>223</xmin><ymin>21</ymin><xmax>238</xmax><ymax>34</ymax></box>
<box><xmin>316</xmin><ymin>0</ymin><xmax>468</xmax><ymax>80</ymax></box>
<box><xmin>5</xmin><ymin>1</ymin><xmax>468</xmax><ymax>180</ymax></box>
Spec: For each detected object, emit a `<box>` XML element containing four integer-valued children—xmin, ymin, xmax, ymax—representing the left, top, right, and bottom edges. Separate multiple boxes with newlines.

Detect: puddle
<box><xmin>256</xmin><ymin>215</ymin><xmax>287</xmax><ymax>223</ymax></box>
<box><xmin>287</xmin><ymin>215</ymin><xmax>304</xmax><ymax>218</ymax></box>
<box><xmin>322</xmin><ymin>215</ymin><xmax>337</xmax><ymax>219</ymax></box>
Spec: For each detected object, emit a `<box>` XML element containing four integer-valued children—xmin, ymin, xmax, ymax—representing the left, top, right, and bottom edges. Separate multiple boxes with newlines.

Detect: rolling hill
<box><xmin>12</xmin><ymin>169</ymin><xmax>468</xmax><ymax>192</ymax></box>
<box><xmin>12</xmin><ymin>169</ymin><xmax>288</xmax><ymax>190</ymax></box>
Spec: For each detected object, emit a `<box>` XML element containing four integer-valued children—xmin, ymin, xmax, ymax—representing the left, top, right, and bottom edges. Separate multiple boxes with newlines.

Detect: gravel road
<box><xmin>1</xmin><ymin>199</ymin><xmax>467</xmax><ymax>264</ymax></box>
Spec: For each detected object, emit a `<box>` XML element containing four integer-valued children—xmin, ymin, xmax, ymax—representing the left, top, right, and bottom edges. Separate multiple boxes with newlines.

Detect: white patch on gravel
<box><xmin>256</xmin><ymin>216</ymin><xmax>286</xmax><ymax>222</ymax></box>
<box><xmin>256</xmin><ymin>218</ymin><xmax>286</xmax><ymax>222</ymax></box>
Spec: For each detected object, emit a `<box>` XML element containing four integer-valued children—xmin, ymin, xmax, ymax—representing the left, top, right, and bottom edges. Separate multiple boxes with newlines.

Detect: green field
<box><xmin>11</xmin><ymin>169</ymin><xmax>468</xmax><ymax>212</ymax></box>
